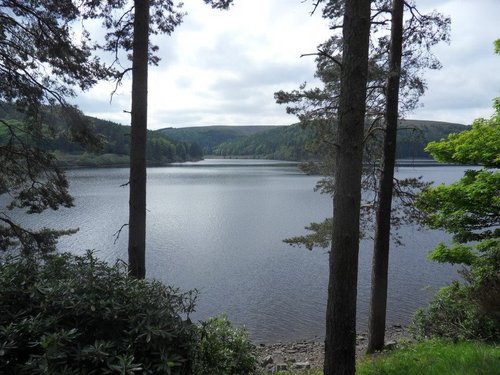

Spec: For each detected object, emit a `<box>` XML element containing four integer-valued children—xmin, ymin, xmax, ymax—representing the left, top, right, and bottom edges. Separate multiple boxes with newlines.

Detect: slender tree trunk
<box><xmin>128</xmin><ymin>0</ymin><xmax>149</xmax><ymax>279</ymax></box>
<box><xmin>367</xmin><ymin>0</ymin><xmax>404</xmax><ymax>353</ymax></box>
<box><xmin>324</xmin><ymin>1</ymin><xmax>371</xmax><ymax>374</ymax></box>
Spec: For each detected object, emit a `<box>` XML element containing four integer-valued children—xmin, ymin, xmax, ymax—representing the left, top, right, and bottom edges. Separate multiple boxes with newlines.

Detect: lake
<box><xmin>13</xmin><ymin>159</ymin><xmax>467</xmax><ymax>343</ymax></box>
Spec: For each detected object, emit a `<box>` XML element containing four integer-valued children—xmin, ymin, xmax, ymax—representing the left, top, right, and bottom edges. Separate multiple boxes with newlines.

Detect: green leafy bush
<box><xmin>193</xmin><ymin>315</ymin><xmax>256</xmax><ymax>375</ymax></box>
<box><xmin>413</xmin><ymin>282</ymin><xmax>498</xmax><ymax>342</ymax></box>
<box><xmin>0</xmin><ymin>251</ymin><xmax>258</xmax><ymax>374</ymax></box>
<box><xmin>413</xmin><ymin>240</ymin><xmax>499</xmax><ymax>342</ymax></box>
<box><xmin>0</xmin><ymin>251</ymin><xmax>197</xmax><ymax>374</ymax></box>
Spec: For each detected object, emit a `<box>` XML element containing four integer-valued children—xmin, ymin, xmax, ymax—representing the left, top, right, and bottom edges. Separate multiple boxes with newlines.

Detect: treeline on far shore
<box><xmin>207</xmin><ymin>120</ymin><xmax>467</xmax><ymax>161</ymax></box>
<box><xmin>0</xmin><ymin>104</ymin><xmax>203</xmax><ymax>167</ymax></box>
<box><xmin>1</xmin><ymin>102</ymin><xmax>467</xmax><ymax>166</ymax></box>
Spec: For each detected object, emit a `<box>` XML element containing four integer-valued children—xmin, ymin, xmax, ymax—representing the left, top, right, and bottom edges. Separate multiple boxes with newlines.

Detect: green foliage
<box><xmin>284</xmin><ymin>218</ymin><xmax>332</xmax><ymax>250</ymax></box>
<box><xmin>425</xmin><ymin>105</ymin><xmax>500</xmax><ymax>167</ymax></box>
<box><xmin>416</xmin><ymin>100</ymin><xmax>500</xmax><ymax>245</ymax></box>
<box><xmin>0</xmin><ymin>117</ymin><xmax>80</xmax><ymax>253</ymax></box>
<box><xmin>193</xmin><ymin>315</ymin><xmax>256</xmax><ymax>375</ymax></box>
<box><xmin>465</xmin><ymin>239</ymin><xmax>500</xmax><ymax>321</ymax></box>
<box><xmin>357</xmin><ymin>340</ymin><xmax>500</xmax><ymax>375</ymax></box>
<box><xmin>0</xmin><ymin>251</ymin><xmax>197</xmax><ymax>374</ymax></box>
<box><xmin>427</xmin><ymin>242</ymin><xmax>478</xmax><ymax>266</ymax></box>
<box><xmin>417</xmin><ymin>169</ymin><xmax>500</xmax><ymax>243</ymax></box>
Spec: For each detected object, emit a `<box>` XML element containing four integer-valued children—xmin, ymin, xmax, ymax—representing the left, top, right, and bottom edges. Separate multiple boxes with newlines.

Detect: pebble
<box><xmin>255</xmin><ymin>325</ymin><xmax>412</xmax><ymax>372</ymax></box>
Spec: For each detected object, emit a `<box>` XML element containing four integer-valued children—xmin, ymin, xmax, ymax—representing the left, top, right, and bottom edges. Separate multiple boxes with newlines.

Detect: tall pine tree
<box><xmin>324</xmin><ymin>1</ymin><xmax>371</xmax><ymax>373</ymax></box>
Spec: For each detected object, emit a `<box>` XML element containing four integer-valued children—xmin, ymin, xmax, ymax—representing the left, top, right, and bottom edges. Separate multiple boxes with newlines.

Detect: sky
<box><xmin>75</xmin><ymin>0</ymin><xmax>500</xmax><ymax>129</ymax></box>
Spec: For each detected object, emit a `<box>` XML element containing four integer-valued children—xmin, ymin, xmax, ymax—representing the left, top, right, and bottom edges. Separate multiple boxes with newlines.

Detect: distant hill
<box><xmin>395</xmin><ymin>120</ymin><xmax>468</xmax><ymax>159</ymax></box>
<box><xmin>3</xmin><ymin>100</ymin><xmax>468</xmax><ymax>166</ymax></box>
<box><xmin>0</xmin><ymin>105</ymin><xmax>201</xmax><ymax>167</ymax></box>
<box><xmin>209</xmin><ymin>120</ymin><xmax>467</xmax><ymax>161</ymax></box>
<box><xmin>158</xmin><ymin>125</ymin><xmax>282</xmax><ymax>154</ymax></box>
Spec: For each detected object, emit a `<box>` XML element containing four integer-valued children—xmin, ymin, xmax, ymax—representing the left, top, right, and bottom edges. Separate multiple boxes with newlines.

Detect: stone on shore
<box><xmin>292</xmin><ymin>361</ymin><xmax>311</xmax><ymax>370</ymax></box>
<box><xmin>256</xmin><ymin>325</ymin><xmax>412</xmax><ymax>371</ymax></box>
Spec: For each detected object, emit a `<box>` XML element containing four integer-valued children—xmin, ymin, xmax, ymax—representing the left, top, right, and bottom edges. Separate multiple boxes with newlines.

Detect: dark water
<box><xmin>12</xmin><ymin>159</ymin><xmax>468</xmax><ymax>342</ymax></box>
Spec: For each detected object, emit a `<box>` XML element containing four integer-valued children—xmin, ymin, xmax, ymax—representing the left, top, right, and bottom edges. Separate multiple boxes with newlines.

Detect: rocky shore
<box><xmin>255</xmin><ymin>325</ymin><xmax>412</xmax><ymax>373</ymax></box>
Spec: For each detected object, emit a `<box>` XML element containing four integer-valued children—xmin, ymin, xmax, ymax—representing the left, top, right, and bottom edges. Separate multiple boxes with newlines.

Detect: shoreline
<box><xmin>255</xmin><ymin>325</ymin><xmax>412</xmax><ymax>372</ymax></box>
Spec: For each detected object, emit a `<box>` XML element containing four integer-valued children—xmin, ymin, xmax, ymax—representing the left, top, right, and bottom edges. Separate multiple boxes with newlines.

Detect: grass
<box><xmin>269</xmin><ymin>340</ymin><xmax>499</xmax><ymax>375</ymax></box>
<box><xmin>358</xmin><ymin>339</ymin><xmax>499</xmax><ymax>375</ymax></box>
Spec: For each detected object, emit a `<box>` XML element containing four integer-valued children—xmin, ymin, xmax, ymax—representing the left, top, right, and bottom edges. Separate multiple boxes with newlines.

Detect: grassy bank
<box><xmin>270</xmin><ymin>340</ymin><xmax>499</xmax><ymax>375</ymax></box>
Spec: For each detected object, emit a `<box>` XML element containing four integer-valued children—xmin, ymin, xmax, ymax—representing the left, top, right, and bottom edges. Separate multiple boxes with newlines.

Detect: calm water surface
<box><xmin>17</xmin><ymin>159</ymin><xmax>467</xmax><ymax>342</ymax></box>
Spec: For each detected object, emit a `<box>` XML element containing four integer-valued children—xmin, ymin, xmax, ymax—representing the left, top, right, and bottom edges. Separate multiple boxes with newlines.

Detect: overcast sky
<box><xmin>75</xmin><ymin>0</ymin><xmax>500</xmax><ymax>129</ymax></box>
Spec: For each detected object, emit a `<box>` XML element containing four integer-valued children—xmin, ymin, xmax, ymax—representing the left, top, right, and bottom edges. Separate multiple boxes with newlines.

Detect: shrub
<box><xmin>412</xmin><ymin>240</ymin><xmax>500</xmax><ymax>342</ymax></box>
<box><xmin>0</xmin><ymin>251</ymin><xmax>197</xmax><ymax>374</ymax></box>
<box><xmin>193</xmin><ymin>315</ymin><xmax>256</xmax><ymax>375</ymax></box>
<box><xmin>466</xmin><ymin>240</ymin><xmax>500</xmax><ymax>320</ymax></box>
<box><xmin>0</xmin><ymin>251</ymin><xmax>258</xmax><ymax>374</ymax></box>
<box><xmin>412</xmin><ymin>282</ymin><xmax>498</xmax><ymax>341</ymax></box>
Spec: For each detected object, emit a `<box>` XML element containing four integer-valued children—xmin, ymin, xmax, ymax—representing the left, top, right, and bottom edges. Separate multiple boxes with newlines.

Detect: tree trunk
<box><xmin>367</xmin><ymin>0</ymin><xmax>404</xmax><ymax>353</ymax></box>
<box><xmin>128</xmin><ymin>0</ymin><xmax>149</xmax><ymax>279</ymax></box>
<box><xmin>323</xmin><ymin>1</ymin><xmax>371</xmax><ymax>374</ymax></box>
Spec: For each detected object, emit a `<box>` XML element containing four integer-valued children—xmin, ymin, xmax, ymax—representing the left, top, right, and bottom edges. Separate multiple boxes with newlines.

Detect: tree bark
<box><xmin>367</xmin><ymin>0</ymin><xmax>404</xmax><ymax>353</ymax></box>
<box><xmin>128</xmin><ymin>0</ymin><xmax>149</xmax><ymax>279</ymax></box>
<box><xmin>323</xmin><ymin>0</ymin><xmax>371</xmax><ymax>374</ymax></box>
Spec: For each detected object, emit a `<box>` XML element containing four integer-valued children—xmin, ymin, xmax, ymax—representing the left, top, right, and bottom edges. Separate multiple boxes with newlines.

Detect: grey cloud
<box><xmin>154</xmin><ymin>110</ymin><xmax>210</xmax><ymax>127</ymax></box>
<box><xmin>195</xmin><ymin>33</ymin><xmax>249</xmax><ymax>70</ymax></box>
<box><xmin>175</xmin><ymin>75</ymin><xmax>193</xmax><ymax>89</ymax></box>
<box><xmin>76</xmin><ymin>0</ymin><xmax>500</xmax><ymax>128</ymax></box>
<box><xmin>76</xmin><ymin>95</ymin><xmax>126</xmax><ymax>115</ymax></box>
<box><xmin>152</xmin><ymin>89</ymin><xmax>290</xmax><ymax>127</ymax></box>
<box><xmin>211</xmin><ymin>61</ymin><xmax>313</xmax><ymax>92</ymax></box>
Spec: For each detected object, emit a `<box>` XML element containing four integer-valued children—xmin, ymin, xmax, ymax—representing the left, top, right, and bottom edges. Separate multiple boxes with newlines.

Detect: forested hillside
<box><xmin>159</xmin><ymin>125</ymin><xmax>281</xmax><ymax>154</ymax></box>
<box><xmin>395</xmin><ymin>120</ymin><xmax>468</xmax><ymax>159</ymax></box>
<box><xmin>211</xmin><ymin>120</ymin><xmax>467</xmax><ymax>161</ymax></box>
<box><xmin>0</xmin><ymin>104</ymin><xmax>469</xmax><ymax>165</ymax></box>
<box><xmin>213</xmin><ymin>124</ymin><xmax>317</xmax><ymax>160</ymax></box>
<box><xmin>0</xmin><ymin>105</ymin><xmax>202</xmax><ymax>166</ymax></box>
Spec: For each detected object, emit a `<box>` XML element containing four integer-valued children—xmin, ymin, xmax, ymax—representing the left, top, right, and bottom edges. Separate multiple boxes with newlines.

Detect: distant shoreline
<box><xmin>57</xmin><ymin>155</ymin><xmax>465</xmax><ymax>170</ymax></box>
<box><xmin>206</xmin><ymin>155</ymin><xmax>461</xmax><ymax>166</ymax></box>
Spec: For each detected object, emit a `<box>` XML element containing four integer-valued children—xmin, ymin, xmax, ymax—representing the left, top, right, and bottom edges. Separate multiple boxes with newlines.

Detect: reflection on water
<box><xmin>9</xmin><ymin>159</ymin><xmax>468</xmax><ymax>342</ymax></box>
